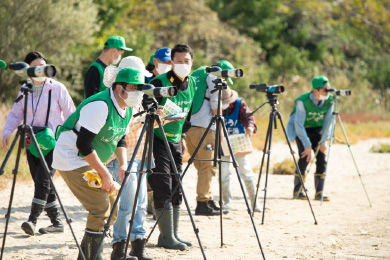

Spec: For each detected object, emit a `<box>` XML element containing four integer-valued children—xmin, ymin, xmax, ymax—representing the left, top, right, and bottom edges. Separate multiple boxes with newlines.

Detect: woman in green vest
<box><xmin>287</xmin><ymin>76</ymin><xmax>334</xmax><ymax>201</ymax></box>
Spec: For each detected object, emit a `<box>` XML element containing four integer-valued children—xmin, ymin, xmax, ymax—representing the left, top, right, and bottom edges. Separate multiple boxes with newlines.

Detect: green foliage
<box><xmin>0</xmin><ymin>0</ymin><xmax>98</xmax><ymax>105</ymax></box>
<box><xmin>272</xmin><ymin>159</ymin><xmax>295</xmax><ymax>175</ymax></box>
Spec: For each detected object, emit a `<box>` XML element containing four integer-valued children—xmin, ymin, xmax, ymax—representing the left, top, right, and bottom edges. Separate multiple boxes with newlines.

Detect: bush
<box><xmin>272</xmin><ymin>158</ymin><xmax>296</xmax><ymax>175</ymax></box>
<box><xmin>370</xmin><ymin>143</ymin><xmax>390</xmax><ymax>153</ymax></box>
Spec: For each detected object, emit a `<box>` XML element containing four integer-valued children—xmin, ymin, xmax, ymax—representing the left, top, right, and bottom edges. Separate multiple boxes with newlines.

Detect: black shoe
<box><xmin>195</xmin><ymin>201</ymin><xmax>220</xmax><ymax>216</ymax></box>
<box><xmin>130</xmin><ymin>239</ymin><xmax>153</xmax><ymax>260</ymax></box>
<box><xmin>21</xmin><ymin>221</ymin><xmax>36</xmax><ymax>236</ymax></box>
<box><xmin>111</xmin><ymin>241</ymin><xmax>137</xmax><ymax>260</ymax></box>
<box><xmin>207</xmin><ymin>200</ymin><xmax>220</xmax><ymax>211</ymax></box>
<box><xmin>38</xmin><ymin>224</ymin><xmax>64</xmax><ymax>234</ymax></box>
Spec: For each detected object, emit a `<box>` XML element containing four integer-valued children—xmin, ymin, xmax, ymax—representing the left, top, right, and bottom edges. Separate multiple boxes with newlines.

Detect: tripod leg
<box><xmin>253</xmin><ymin>119</ymin><xmax>270</xmax><ymax>217</ymax></box>
<box><xmin>337</xmin><ymin>115</ymin><xmax>372</xmax><ymax>207</ymax></box>
<box><xmin>122</xmin><ymin>115</ymin><xmax>152</xmax><ymax>259</ymax></box>
<box><xmin>276</xmin><ymin>112</ymin><xmax>318</xmax><ymax>225</ymax></box>
<box><xmin>0</xmin><ymin>129</ymin><xmax>22</xmax><ymax>259</ymax></box>
<box><xmin>261</xmin><ymin>111</ymin><xmax>275</xmax><ymax>225</ymax></box>
<box><xmin>220</xmin><ymin>118</ymin><xmax>266</xmax><ymax>259</ymax></box>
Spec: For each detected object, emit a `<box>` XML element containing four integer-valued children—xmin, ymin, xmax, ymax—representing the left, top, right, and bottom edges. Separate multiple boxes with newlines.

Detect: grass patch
<box><xmin>370</xmin><ymin>143</ymin><xmax>390</xmax><ymax>153</ymax></box>
<box><xmin>272</xmin><ymin>159</ymin><xmax>295</xmax><ymax>175</ymax></box>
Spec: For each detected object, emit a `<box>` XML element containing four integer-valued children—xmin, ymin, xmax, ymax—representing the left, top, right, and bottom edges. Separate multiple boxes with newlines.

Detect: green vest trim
<box><xmin>151</xmin><ymin>73</ymin><xmax>195</xmax><ymax>142</ymax></box>
<box><xmin>56</xmin><ymin>89</ymin><xmax>132</xmax><ymax>163</ymax></box>
<box><xmin>291</xmin><ymin>92</ymin><xmax>333</xmax><ymax>128</ymax></box>
<box><xmin>90</xmin><ymin>60</ymin><xmax>107</xmax><ymax>93</ymax></box>
<box><xmin>190</xmin><ymin>66</ymin><xmax>209</xmax><ymax>114</ymax></box>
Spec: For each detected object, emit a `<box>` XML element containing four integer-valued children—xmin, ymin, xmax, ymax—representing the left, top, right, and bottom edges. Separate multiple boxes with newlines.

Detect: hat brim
<box><xmin>143</xmin><ymin>70</ymin><xmax>153</xmax><ymax>78</ymax></box>
<box><xmin>222</xmin><ymin>90</ymin><xmax>238</xmax><ymax>106</ymax></box>
<box><xmin>120</xmin><ymin>47</ymin><xmax>133</xmax><ymax>51</ymax></box>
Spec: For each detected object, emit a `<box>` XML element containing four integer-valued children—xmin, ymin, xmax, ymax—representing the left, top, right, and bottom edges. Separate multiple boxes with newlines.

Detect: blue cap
<box><xmin>154</xmin><ymin>47</ymin><xmax>171</xmax><ymax>62</ymax></box>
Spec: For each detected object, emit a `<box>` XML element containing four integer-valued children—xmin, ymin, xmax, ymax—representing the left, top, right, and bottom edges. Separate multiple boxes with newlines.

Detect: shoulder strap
<box><xmin>45</xmin><ymin>90</ymin><xmax>52</xmax><ymax>126</ymax></box>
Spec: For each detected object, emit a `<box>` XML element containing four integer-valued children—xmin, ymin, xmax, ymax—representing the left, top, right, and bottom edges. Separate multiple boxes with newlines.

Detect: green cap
<box><xmin>149</xmin><ymin>54</ymin><xmax>155</xmax><ymax>66</ymax></box>
<box><xmin>215</xmin><ymin>60</ymin><xmax>234</xmax><ymax>85</ymax></box>
<box><xmin>312</xmin><ymin>76</ymin><xmax>330</xmax><ymax>89</ymax></box>
<box><xmin>115</xmin><ymin>68</ymin><xmax>145</xmax><ymax>85</ymax></box>
<box><xmin>104</xmin><ymin>36</ymin><xmax>133</xmax><ymax>51</ymax></box>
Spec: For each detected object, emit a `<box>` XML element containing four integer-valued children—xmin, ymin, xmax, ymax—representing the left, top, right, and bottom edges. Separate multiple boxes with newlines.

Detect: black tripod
<box><xmin>92</xmin><ymin>99</ymin><xmax>206</xmax><ymax>260</ymax></box>
<box><xmin>0</xmin><ymin>82</ymin><xmax>85</xmax><ymax>260</ymax></box>
<box><xmin>147</xmin><ymin>79</ymin><xmax>266</xmax><ymax>259</ymax></box>
<box><xmin>306</xmin><ymin>97</ymin><xmax>372</xmax><ymax>206</ymax></box>
<box><xmin>252</xmin><ymin>92</ymin><xmax>318</xmax><ymax>225</ymax></box>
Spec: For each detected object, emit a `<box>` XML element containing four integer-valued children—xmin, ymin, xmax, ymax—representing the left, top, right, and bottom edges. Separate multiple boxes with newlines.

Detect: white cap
<box><xmin>103</xmin><ymin>65</ymin><xmax>120</xmax><ymax>88</ymax></box>
<box><xmin>119</xmin><ymin>56</ymin><xmax>153</xmax><ymax>77</ymax></box>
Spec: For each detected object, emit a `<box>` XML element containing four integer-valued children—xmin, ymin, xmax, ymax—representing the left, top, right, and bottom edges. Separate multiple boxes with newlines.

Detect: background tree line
<box><xmin>0</xmin><ymin>0</ymin><xmax>389</xmax><ymax>115</ymax></box>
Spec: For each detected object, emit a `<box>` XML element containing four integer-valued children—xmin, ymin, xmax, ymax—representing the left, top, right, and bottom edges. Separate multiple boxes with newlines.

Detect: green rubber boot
<box><xmin>155</xmin><ymin>208</ymin><xmax>187</xmax><ymax>250</ymax></box>
<box><xmin>173</xmin><ymin>207</ymin><xmax>193</xmax><ymax>247</ymax></box>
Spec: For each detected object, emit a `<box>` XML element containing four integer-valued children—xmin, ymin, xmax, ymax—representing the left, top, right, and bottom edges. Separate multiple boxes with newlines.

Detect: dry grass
<box><xmin>370</xmin><ymin>143</ymin><xmax>390</xmax><ymax>153</ymax></box>
<box><xmin>0</xmin><ymin>104</ymin><xmax>31</xmax><ymax>184</ymax></box>
<box><xmin>272</xmin><ymin>158</ymin><xmax>296</xmax><ymax>175</ymax></box>
<box><xmin>251</xmin><ymin>113</ymin><xmax>390</xmax><ymax>149</ymax></box>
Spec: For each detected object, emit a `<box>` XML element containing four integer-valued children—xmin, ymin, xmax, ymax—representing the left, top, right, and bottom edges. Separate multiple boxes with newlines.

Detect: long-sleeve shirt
<box><xmin>223</xmin><ymin>98</ymin><xmax>257</xmax><ymax>133</ymax></box>
<box><xmin>287</xmin><ymin>92</ymin><xmax>334</xmax><ymax>148</ymax></box>
<box><xmin>190</xmin><ymin>74</ymin><xmax>220</xmax><ymax>131</ymax></box>
<box><xmin>1</xmin><ymin>79</ymin><xmax>75</xmax><ymax>139</ymax></box>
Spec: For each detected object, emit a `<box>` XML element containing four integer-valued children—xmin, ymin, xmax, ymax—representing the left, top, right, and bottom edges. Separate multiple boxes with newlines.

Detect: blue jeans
<box><xmin>106</xmin><ymin>159</ymin><xmax>147</xmax><ymax>243</ymax></box>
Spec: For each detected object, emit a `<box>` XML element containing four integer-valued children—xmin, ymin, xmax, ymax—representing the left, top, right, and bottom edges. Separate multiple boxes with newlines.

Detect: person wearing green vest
<box><xmin>84</xmin><ymin>35</ymin><xmax>133</xmax><ymax>98</ymax></box>
<box><xmin>287</xmin><ymin>75</ymin><xmax>335</xmax><ymax>202</ymax></box>
<box><xmin>185</xmin><ymin>60</ymin><xmax>236</xmax><ymax>216</ymax></box>
<box><xmin>148</xmin><ymin>44</ymin><xmax>195</xmax><ymax>251</ymax></box>
<box><xmin>52</xmin><ymin>68</ymin><xmax>144</xmax><ymax>260</ymax></box>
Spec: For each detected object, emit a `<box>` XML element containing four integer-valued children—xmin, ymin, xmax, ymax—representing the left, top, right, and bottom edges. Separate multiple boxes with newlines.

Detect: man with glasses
<box><xmin>287</xmin><ymin>75</ymin><xmax>334</xmax><ymax>201</ymax></box>
<box><xmin>84</xmin><ymin>36</ymin><xmax>133</xmax><ymax>98</ymax></box>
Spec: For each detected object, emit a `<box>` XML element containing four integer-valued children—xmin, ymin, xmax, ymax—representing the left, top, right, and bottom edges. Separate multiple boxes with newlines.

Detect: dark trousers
<box><xmin>296</xmin><ymin>127</ymin><xmax>327</xmax><ymax>175</ymax></box>
<box><xmin>148</xmin><ymin>136</ymin><xmax>183</xmax><ymax>210</ymax></box>
<box><xmin>26</xmin><ymin>149</ymin><xmax>57</xmax><ymax>207</ymax></box>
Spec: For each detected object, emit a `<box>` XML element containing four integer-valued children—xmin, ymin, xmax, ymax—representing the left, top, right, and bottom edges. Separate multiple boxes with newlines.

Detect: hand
<box><xmin>156</xmin><ymin>105</ymin><xmax>164</xmax><ymax>116</ymax></box>
<box><xmin>301</xmin><ymin>146</ymin><xmax>312</xmax><ymax>163</ymax></box>
<box><xmin>2</xmin><ymin>135</ymin><xmax>10</xmax><ymax>151</ymax></box>
<box><xmin>100</xmin><ymin>171</ymin><xmax>115</xmax><ymax>194</ymax></box>
<box><xmin>319</xmin><ymin>144</ymin><xmax>327</xmax><ymax>157</ymax></box>
<box><xmin>117</xmin><ymin>163</ymin><xmax>127</xmax><ymax>184</ymax></box>
<box><xmin>245</xmin><ymin>127</ymin><xmax>254</xmax><ymax>137</ymax></box>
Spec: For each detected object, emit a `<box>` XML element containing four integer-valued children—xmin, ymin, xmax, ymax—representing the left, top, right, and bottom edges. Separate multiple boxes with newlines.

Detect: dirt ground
<box><xmin>0</xmin><ymin>138</ymin><xmax>389</xmax><ymax>260</ymax></box>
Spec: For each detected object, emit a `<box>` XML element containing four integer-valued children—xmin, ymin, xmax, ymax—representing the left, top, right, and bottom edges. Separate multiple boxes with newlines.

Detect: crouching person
<box><xmin>52</xmin><ymin>68</ymin><xmax>143</xmax><ymax>259</ymax></box>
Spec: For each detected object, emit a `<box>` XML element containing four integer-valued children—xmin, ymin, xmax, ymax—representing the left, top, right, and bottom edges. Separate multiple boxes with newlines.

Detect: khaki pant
<box><xmin>186</xmin><ymin>127</ymin><xmax>217</xmax><ymax>202</ymax></box>
<box><xmin>58</xmin><ymin>166</ymin><xmax>118</xmax><ymax>232</ymax></box>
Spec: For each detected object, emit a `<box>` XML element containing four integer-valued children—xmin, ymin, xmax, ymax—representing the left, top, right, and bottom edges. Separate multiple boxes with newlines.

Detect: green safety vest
<box><xmin>89</xmin><ymin>60</ymin><xmax>107</xmax><ymax>93</ymax></box>
<box><xmin>291</xmin><ymin>92</ymin><xmax>333</xmax><ymax>128</ymax></box>
<box><xmin>190</xmin><ymin>66</ymin><xmax>209</xmax><ymax>114</ymax></box>
<box><xmin>56</xmin><ymin>88</ymin><xmax>132</xmax><ymax>163</ymax></box>
<box><xmin>151</xmin><ymin>73</ymin><xmax>196</xmax><ymax>142</ymax></box>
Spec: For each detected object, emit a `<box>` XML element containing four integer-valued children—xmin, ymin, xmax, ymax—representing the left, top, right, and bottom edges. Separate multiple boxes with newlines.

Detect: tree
<box><xmin>0</xmin><ymin>0</ymin><xmax>98</xmax><ymax>104</ymax></box>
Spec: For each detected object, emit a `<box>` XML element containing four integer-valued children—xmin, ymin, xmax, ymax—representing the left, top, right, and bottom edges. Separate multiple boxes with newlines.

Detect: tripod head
<box><xmin>210</xmin><ymin>78</ymin><xmax>228</xmax><ymax>94</ymax></box>
<box><xmin>135</xmin><ymin>97</ymin><xmax>159</xmax><ymax>118</ymax></box>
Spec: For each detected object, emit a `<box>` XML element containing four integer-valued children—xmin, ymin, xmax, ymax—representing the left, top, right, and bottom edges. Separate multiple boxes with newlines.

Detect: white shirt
<box><xmin>52</xmin><ymin>88</ymin><xmax>129</xmax><ymax>171</ymax></box>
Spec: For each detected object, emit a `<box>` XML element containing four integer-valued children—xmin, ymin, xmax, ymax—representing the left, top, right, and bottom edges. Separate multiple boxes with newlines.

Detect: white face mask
<box><xmin>112</xmin><ymin>49</ymin><xmax>122</xmax><ymax>65</ymax></box>
<box><xmin>32</xmin><ymin>77</ymin><xmax>46</xmax><ymax>82</ymax></box>
<box><xmin>173</xmin><ymin>63</ymin><xmax>191</xmax><ymax>78</ymax></box>
<box><xmin>120</xmin><ymin>90</ymin><xmax>143</xmax><ymax>107</ymax></box>
<box><xmin>319</xmin><ymin>94</ymin><xmax>329</xmax><ymax>101</ymax></box>
<box><xmin>156</xmin><ymin>63</ymin><xmax>172</xmax><ymax>75</ymax></box>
